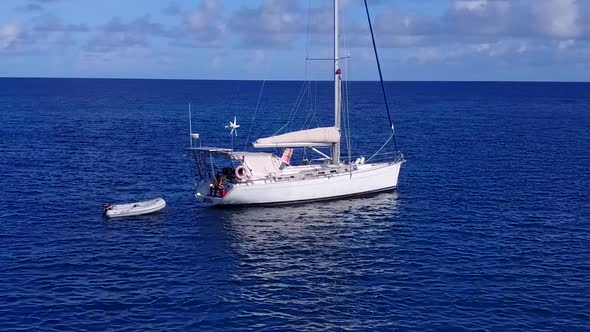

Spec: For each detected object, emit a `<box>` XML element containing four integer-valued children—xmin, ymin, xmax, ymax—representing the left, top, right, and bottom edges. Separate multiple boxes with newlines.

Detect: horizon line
<box><xmin>0</xmin><ymin>76</ymin><xmax>589</xmax><ymax>84</ymax></box>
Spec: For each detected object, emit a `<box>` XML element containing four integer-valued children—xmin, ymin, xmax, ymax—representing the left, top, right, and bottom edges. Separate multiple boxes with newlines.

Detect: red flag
<box><xmin>335</xmin><ymin>68</ymin><xmax>342</xmax><ymax>75</ymax></box>
<box><xmin>281</xmin><ymin>148</ymin><xmax>293</xmax><ymax>165</ymax></box>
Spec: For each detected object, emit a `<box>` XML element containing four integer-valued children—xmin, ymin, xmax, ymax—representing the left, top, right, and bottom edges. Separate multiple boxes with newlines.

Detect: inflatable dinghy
<box><xmin>103</xmin><ymin>198</ymin><xmax>166</xmax><ymax>218</ymax></box>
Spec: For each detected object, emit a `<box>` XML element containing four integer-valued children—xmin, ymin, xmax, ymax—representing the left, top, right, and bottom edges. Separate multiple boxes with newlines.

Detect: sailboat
<box><xmin>189</xmin><ymin>0</ymin><xmax>404</xmax><ymax>206</ymax></box>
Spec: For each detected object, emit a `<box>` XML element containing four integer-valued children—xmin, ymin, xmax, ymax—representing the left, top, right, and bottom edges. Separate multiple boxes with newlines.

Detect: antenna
<box><xmin>188</xmin><ymin>103</ymin><xmax>192</xmax><ymax>148</ymax></box>
<box><xmin>189</xmin><ymin>103</ymin><xmax>201</xmax><ymax>148</ymax></box>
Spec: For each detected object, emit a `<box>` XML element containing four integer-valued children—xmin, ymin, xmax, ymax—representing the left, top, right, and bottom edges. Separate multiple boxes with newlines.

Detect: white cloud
<box><xmin>558</xmin><ymin>39</ymin><xmax>575</xmax><ymax>49</ymax></box>
<box><xmin>185</xmin><ymin>0</ymin><xmax>219</xmax><ymax>32</ymax></box>
<box><xmin>245</xmin><ymin>49</ymin><xmax>265</xmax><ymax>71</ymax></box>
<box><xmin>406</xmin><ymin>47</ymin><xmax>446</xmax><ymax>63</ymax></box>
<box><xmin>3</xmin><ymin>0</ymin><xmax>590</xmax><ymax>78</ymax></box>
<box><xmin>228</xmin><ymin>0</ymin><xmax>331</xmax><ymax>48</ymax></box>
<box><xmin>175</xmin><ymin>0</ymin><xmax>226</xmax><ymax>47</ymax></box>
<box><xmin>210</xmin><ymin>52</ymin><xmax>223</xmax><ymax>70</ymax></box>
<box><xmin>0</xmin><ymin>23</ymin><xmax>21</xmax><ymax>50</ymax></box>
<box><xmin>454</xmin><ymin>0</ymin><xmax>489</xmax><ymax>11</ymax></box>
<box><xmin>531</xmin><ymin>0</ymin><xmax>580</xmax><ymax>38</ymax></box>
<box><xmin>84</xmin><ymin>0</ymin><xmax>226</xmax><ymax>54</ymax></box>
<box><xmin>517</xmin><ymin>41</ymin><xmax>528</xmax><ymax>54</ymax></box>
<box><xmin>32</xmin><ymin>14</ymin><xmax>88</xmax><ymax>32</ymax></box>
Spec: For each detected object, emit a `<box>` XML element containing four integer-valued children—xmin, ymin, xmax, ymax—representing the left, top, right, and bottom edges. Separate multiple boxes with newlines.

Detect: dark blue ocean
<box><xmin>0</xmin><ymin>78</ymin><xmax>589</xmax><ymax>331</ymax></box>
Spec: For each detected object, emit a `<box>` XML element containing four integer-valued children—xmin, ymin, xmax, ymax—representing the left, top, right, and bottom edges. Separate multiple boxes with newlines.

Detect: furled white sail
<box><xmin>253</xmin><ymin>127</ymin><xmax>340</xmax><ymax>148</ymax></box>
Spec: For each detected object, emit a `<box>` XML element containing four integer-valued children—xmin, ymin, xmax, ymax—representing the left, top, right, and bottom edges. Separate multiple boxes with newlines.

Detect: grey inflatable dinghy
<box><xmin>103</xmin><ymin>198</ymin><xmax>166</xmax><ymax>218</ymax></box>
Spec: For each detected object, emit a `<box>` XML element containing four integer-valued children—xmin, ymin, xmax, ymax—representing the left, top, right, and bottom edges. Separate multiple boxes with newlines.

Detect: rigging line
<box><xmin>295</xmin><ymin>0</ymin><xmax>314</xmax><ymax>132</ymax></box>
<box><xmin>289</xmin><ymin>80</ymin><xmax>311</xmax><ymax>132</ymax></box>
<box><xmin>305</xmin><ymin>80</ymin><xmax>320</xmax><ymax>129</ymax></box>
<box><xmin>314</xmin><ymin>80</ymin><xmax>321</xmax><ymax>127</ymax></box>
<box><xmin>223</xmin><ymin>81</ymin><xmax>241</xmax><ymax>152</ymax></box>
<box><xmin>341</xmin><ymin>10</ymin><xmax>352</xmax><ymax>163</ymax></box>
<box><xmin>209</xmin><ymin>153</ymin><xmax>216</xmax><ymax>180</ymax></box>
<box><xmin>243</xmin><ymin>79</ymin><xmax>266</xmax><ymax>151</ymax></box>
<box><xmin>305</xmin><ymin>0</ymin><xmax>312</xmax><ymax>62</ymax></box>
<box><xmin>285</xmin><ymin>82</ymin><xmax>308</xmax><ymax>132</ymax></box>
<box><xmin>341</xmin><ymin>73</ymin><xmax>350</xmax><ymax>163</ymax></box>
<box><xmin>305</xmin><ymin>81</ymin><xmax>320</xmax><ymax>129</ymax></box>
<box><xmin>301</xmin><ymin>77</ymin><xmax>314</xmax><ymax>130</ymax></box>
<box><xmin>302</xmin><ymin>80</ymin><xmax>319</xmax><ymax>130</ymax></box>
<box><xmin>273</xmin><ymin>82</ymin><xmax>305</xmax><ymax>134</ymax></box>
<box><xmin>366</xmin><ymin>133</ymin><xmax>394</xmax><ymax>163</ymax></box>
<box><xmin>226</xmin><ymin>79</ymin><xmax>241</xmax><ymax>115</ymax></box>
<box><xmin>304</xmin><ymin>0</ymin><xmax>310</xmax><ymax>83</ymax></box>
<box><xmin>339</xmin><ymin>9</ymin><xmax>350</xmax><ymax>163</ymax></box>
<box><xmin>303</xmin><ymin>1</ymin><xmax>320</xmax><ymax>130</ymax></box>
<box><xmin>301</xmin><ymin>96</ymin><xmax>315</xmax><ymax>130</ymax></box>
<box><xmin>303</xmin><ymin>1</ymin><xmax>321</xmax><ymax>130</ymax></box>
<box><xmin>363</xmin><ymin>0</ymin><xmax>399</xmax><ymax>152</ymax></box>
<box><xmin>273</xmin><ymin>80</ymin><xmax>310</xmax><ymax>135</ymax></box>
<box><xmin>345</xmin><ymin>59</ymin><xmax>352</xmax><ymax>164</ymax></box>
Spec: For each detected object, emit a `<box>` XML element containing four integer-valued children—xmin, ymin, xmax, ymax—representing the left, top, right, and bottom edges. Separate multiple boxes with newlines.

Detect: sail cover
<box><xmin>231</xmin><ymin>152</ymin><xmax>281</xmax><ymax>178</ymax></box>
<box><xmin>253</xmin><ymin>127</ymin><xmax>340</xmax><ymax>148</ymax></box>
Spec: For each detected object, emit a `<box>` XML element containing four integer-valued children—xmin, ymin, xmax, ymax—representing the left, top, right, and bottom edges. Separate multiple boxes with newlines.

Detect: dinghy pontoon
<box><xmin>103</xmin><ymin>198</ymin><xmax>166</xmax><ymax>218</ymax></box>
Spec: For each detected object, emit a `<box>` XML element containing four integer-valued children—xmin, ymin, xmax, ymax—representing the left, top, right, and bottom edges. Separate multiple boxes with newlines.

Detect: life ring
<box><xmin>235</xmin><ymin>166</ymin><xmax>250</xmax><ymax>180</ymax></box>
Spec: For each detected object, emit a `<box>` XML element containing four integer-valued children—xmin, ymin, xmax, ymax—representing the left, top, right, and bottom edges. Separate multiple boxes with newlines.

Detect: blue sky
<box><xmin>1</xmin><ymin>0</ymin><xmax>589</xmax><ymax>81</ymax></box>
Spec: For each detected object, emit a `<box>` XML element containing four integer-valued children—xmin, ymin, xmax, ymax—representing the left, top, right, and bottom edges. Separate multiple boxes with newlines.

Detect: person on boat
<box><xmin>209</xmin><ymin>173</ymin><xmax>224</xmax><ymax>197</ymax></box>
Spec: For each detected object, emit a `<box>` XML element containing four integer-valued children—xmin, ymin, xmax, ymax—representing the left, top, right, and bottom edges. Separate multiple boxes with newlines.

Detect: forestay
<box><xmin>252</xmin><ymin>127</ymin><xmax>340</xmax><ymax>148</ymax></box>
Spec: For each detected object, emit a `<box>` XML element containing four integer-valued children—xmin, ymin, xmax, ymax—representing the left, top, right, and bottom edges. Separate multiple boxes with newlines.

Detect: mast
<box><xmin>333</xmin><ymin>0</ymin><xmax>341</xmax><ymax>164</ymax></box>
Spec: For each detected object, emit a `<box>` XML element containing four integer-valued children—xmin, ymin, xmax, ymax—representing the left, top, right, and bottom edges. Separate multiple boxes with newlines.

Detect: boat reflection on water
<box><xmin>212</xmin><ymin>192</ymin><xmax>403</xmax><ymax>330</ymax></box>
<box><xmin>219</xmin><ymin>191</ymin><xmax>401</xmax><ymax>243</ymax></box>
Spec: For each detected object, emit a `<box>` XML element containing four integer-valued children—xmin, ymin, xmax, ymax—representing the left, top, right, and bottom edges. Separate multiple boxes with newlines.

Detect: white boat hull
<box><xmin>195</xmin><ymin>162</ymin><xmax>402</xmax><ymax>206</ymax></box>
